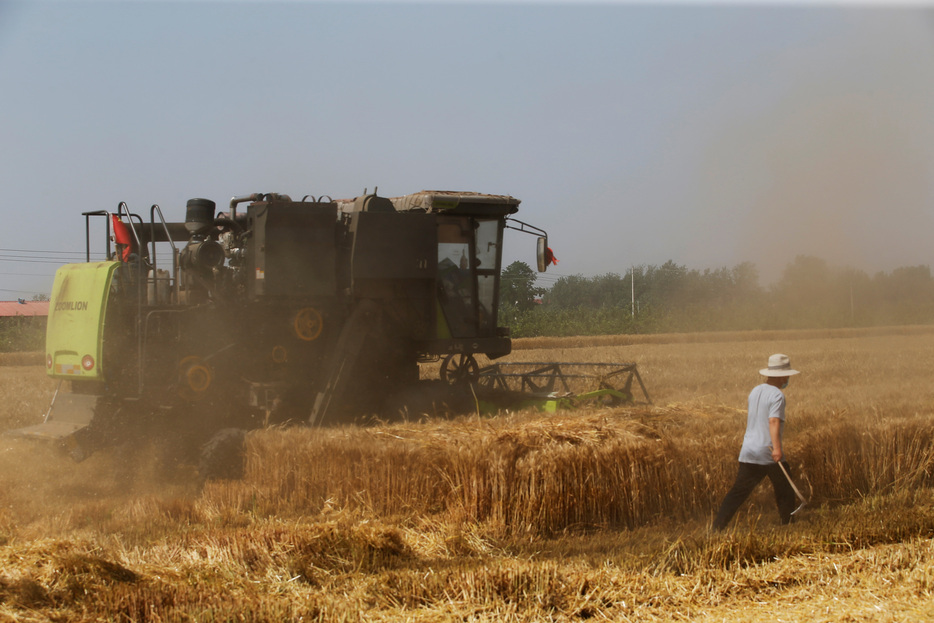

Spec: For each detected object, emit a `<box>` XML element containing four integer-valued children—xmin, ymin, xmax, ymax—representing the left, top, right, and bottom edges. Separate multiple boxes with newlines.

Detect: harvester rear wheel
<box><xmin>440</xmin><ymin>353</ymin><xmax>479</xmax><ymax>385</ymax></box>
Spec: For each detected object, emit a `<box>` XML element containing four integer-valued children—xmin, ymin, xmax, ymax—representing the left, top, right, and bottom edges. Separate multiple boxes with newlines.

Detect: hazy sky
<box><xmin>3</xmin><ymin>0</ymin><xmax>934</xmax><ymax>298</ymax></box>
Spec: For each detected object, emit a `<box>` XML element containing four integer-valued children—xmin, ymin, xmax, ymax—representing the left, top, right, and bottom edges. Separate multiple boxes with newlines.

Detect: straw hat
<box><xmin>759</xmin><ymin>353</ymin><xmax>800</xmax><ymax>377</ymax></box>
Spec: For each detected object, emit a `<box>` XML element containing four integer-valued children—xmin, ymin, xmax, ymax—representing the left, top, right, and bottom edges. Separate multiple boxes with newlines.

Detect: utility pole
<box><xmin>850</xmin><ymin>283</ymin><xmax>855</xmax><ymax>323</ymax></box>
<box><xmin>631</xmin><ymin>265</ymin><xmax>635</xmax><ymax>318</ymax></box>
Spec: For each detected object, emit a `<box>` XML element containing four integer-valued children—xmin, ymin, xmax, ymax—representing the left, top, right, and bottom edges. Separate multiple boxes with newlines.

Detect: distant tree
<box><xmin>499</xmin><ymin>261</ymin><xmax>543</xmax><ymax>313</ymax></box>
<box><xmin>731</xmin><ymin>261</ymin><xmax>760</xmax><ymax>295</ymax></box>
<box><xmin>871</xmin><ymin>265</ymin><xmax>934</xmax><ymax>324</ymax></box>
<box><xmin>31</xmin><ymin>294</ymin><xmax>49</xmax><ymax>302</ymax></box>
<box><xmin>548</xmin><ymin>274</ymin><xmax>588</xmax><ymax>309</ymax></box>
<box><xmin>549</xmin><ymin>273</ymin><xmax>627</xmax><ymax>309</ymax></box>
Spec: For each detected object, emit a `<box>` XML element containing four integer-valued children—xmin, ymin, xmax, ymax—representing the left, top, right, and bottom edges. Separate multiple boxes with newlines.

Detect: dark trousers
<box><xmin>713</xmin><ymin>461</ymin><xmax>797</xmax><ymax>531</ymax></box>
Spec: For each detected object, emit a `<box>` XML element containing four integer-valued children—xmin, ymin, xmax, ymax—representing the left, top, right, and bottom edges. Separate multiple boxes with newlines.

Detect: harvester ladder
<box><xmin>136</xmin><ymin>204</ymin><xmax>180</xmax><ymax>396</ymax></box>
<box><xmin>309</xmin><ymin>299</ymin><xmax>379</xmax><ymax>425</ymax></box>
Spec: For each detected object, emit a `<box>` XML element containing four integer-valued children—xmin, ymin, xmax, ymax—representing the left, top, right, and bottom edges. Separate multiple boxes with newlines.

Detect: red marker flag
<box><xmin>111</xmin><ymin>214</ymin><xmax>133</xmax><ymax>261</ymax></box>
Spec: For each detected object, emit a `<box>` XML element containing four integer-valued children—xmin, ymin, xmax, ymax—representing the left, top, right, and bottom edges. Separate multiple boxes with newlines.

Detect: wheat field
<box><xmin>2</xmin><ymin>327</ymin><xmax>934</xmax><ymax>621</ymax></box>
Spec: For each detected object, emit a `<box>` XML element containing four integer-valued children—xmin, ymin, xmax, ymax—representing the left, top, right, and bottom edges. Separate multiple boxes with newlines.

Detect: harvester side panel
<box><xmin>247</xmin><ymin>201</ymin><xmax>338</xmax><ymax>299</ymax></box>
<box><xmin>350</xmin><ymin>211</ymin><xmax>436</xmax><ymax>283</ymax></box>
<box><xmin>46</xmin><ymin>262</ymin><xmax>120</xmax><ymax>380</ymax></box>
<box><xmin>349</xmin><ymin>211</ymin><xmax>437</xmax><ymax>343</ymax></box>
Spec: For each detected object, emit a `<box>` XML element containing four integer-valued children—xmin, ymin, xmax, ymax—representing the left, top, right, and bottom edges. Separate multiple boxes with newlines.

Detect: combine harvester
<box><xmin>9</xmin><ymin>190</ymin><xmax>649</xmax><ymax>476</ymax></box>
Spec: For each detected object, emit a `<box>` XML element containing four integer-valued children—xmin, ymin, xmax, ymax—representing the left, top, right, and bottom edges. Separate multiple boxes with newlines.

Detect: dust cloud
<box><xmin>0</xmin><ymin>364</ymin><xmax>201</xmax><ymax>540</ymax></box>
<box><xmin>694</xmin><ymin>12</ymin><xmax>934</xmax><ymax>285</ymax></box>
<box><xmin>723</xmin><ymin>91</ymin><xmax>933</xmax><ymax>284</ymax></box>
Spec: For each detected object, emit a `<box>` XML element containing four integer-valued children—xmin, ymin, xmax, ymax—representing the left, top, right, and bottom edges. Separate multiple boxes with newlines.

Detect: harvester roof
<box><xmin>389</xmin><ymin>190</ymin><xmax>520</xmax><ymax>216</ymax></box>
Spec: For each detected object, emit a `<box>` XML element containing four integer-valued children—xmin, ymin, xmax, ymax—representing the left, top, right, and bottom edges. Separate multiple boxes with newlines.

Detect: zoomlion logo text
<box><xmin>55</xmin><ymin>300</ymin><xmax>89</xmax><ymax>312</ymax></box>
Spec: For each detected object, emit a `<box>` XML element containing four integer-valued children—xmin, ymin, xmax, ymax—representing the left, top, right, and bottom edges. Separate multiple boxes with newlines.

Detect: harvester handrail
<box><xmin>81</xmin><ymin>205</ymin><xmax>146</xmax><ymax>264</ymax></box>
<box><xmin>116</xmin><ymin>202</ymin><xmax>142</xmax><ymax>248</ymax></box>
<box><xmin>82</xmin><ymin>210</ymin><xmax>111</xmax><ymax>262</ymax></box>
<box><xmin>148</xmin><ymin>204</ymin><xmax>179</xmax><ymax>305</ymax></box>
<box><xmin>504</xmin><ymin>218</ymin><xmax>548</xmax><ymax>238</ymax></box>
<box><xmin>117</xmin><ymin>202</ymin><xmax>149</xmax><ymax>397</ymax></box>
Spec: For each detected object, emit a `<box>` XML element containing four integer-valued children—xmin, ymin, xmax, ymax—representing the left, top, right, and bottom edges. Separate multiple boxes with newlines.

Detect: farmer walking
<box><xmin>713</xmin><ymin>354</ymin><xmax>800</xmax><ymax>531</ymax></box>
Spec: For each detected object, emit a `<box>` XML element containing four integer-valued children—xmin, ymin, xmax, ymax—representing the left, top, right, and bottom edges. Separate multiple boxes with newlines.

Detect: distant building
<box><xmin>0</xmin><ymin>300</ymin><xmax>49</xmax><ymax>317</ymax></box>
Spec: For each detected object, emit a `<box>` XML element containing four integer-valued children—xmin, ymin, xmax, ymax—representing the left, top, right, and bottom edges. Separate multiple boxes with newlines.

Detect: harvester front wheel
<box><xmin>440</xmin><ymin>353</ymin><xmax>479</xmax><ymax>385</ymax></box>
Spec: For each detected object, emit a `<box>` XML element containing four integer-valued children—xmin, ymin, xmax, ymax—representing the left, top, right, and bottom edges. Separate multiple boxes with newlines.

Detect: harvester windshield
<box><xmin>437</xmin><ymin>216</ymin><xmax>502</xmax><ymax>338</ymax></box>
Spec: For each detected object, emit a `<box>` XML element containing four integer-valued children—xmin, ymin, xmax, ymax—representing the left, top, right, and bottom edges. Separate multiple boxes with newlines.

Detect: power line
<box><xmin>0</xmin><ymin>249</ymin><xmax>106</xmax><ymax>262</ymax></box>
<box><xmin>0</xmin><ymin>287</ymin><xmax>49</xmax><ymax>296</ymax></box>
<box><xmin>0</xmin><ymin>257</ymin><xmax>88</xmax><ymax>265</ymax></box>
<box><xmin>0</xmin><ymin>248</ymin><xmax>88</xmax><ymax>255</ymax></box>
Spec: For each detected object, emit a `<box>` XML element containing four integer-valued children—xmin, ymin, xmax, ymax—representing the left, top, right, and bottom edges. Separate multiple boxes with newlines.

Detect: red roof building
<box><xmin>0</xmin><ymin>301</ymin><xmax>49</xmax><ymax>317</ymax></box>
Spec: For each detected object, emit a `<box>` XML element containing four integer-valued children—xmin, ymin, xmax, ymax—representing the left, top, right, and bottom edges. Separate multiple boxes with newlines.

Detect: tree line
<box><xmin>499</xmin><ymin>256</ymin><xmax>934</xmax><ymax>337</ymax></box>
<box><xmin>4</xmin><ymin>257</ymin><xmax>933</xmax><ymax>351</ymax></box>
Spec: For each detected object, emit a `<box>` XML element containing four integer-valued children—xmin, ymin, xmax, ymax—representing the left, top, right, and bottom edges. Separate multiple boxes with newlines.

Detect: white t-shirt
<box><xmin>738</xmin><ymin>383</ymin><xmax>786</xmax><ymax>465</ymax></box>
